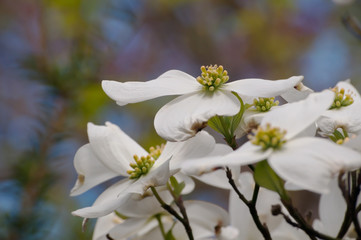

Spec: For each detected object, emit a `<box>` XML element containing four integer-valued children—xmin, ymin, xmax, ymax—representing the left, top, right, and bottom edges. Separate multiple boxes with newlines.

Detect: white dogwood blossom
<box><xmin>93</xmin><ymin>201</ymin><xmax>238</xmax><ymax>240</ymax></box>
<box><xmin>182</xmin><ymin>90</ymin><xmax>361</xmax><ymax>193</ymax></box>
<box><xmin>102</xmin><ymin>66</ymin><xmax>303</xmax><ymax>141</ymax></box>
<box><xmin>71</xmin><ymin>122</ymin><xmax>219</xmax><ymax>218</ymax></box>
<box><xmin>318</xmin><ymin>80</ymin><xmax>361</xmax><ymax>136</ymax></box>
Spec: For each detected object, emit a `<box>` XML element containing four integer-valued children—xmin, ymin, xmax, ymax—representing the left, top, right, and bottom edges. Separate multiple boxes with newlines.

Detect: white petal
<box><xmin>317</xmin><ymin>179</ymin><xmax>346</xmax><ymax>236</ymax></box>
<box><xmin>269</xmin><ymin>137</ymin><xmax>361</xmax><ymax>194</ymax></box>
<box><xmin>88</xmin><ymin>122</ymin><xmax>148</xmax><ymax>176</ymax></box>
<box><xmin>344</xmin><ymin>133</ymin><xmax>361</xmax><ymax>152</ymax></box>
<box><xmin>194</xmin><ymin>168</ymin><xmax>231</xmax><ymax>190</ymax></box>
<box><xmin>72</xmin><ymin>180</ymin><xmax>134</xmax><ymax>218</ymax></box>
<box><xmin>224</xmin><ymin>76</ymin><xmax>303</xmax><ymax>97</ymax></box>
<box><xmin>173</xmin><ymin>200</ymin><xmax>230</xmax><ymax>239</ymax></box>
<box><xmin>192</xmin><ymin>143</ymin><xmax>236</xmax><ymax>189</ymax></box>
<box><xmin>220</xmin><ymin>141</ymin><xmax>273</xmax><ymax>166</ymax></box>
<box><xmin>102</xmin><ymin>70</ymin><xmax>200</xmax><ymax>106</ymax></box>
<box><xmin>142</xmin><ymin>157</ymin><xmax>177</xmax><ymax>189</ymax></box>
<box><xmin>182</xmin><ymin>142</ymin><xmax>272</xmax><ymax>175</ymax></box>
<box><xmin>219</xmin><ymin>226</ymin><xmax>239</xmax><ymax>240</ymax></box>
<box><xmin>281</xmin><ymin>82</ymin><xmax>314</xmax><ymax>103</ymax></box>
<box><xmin>107</xmin><ymin>218</ymin><xmax>149</xmax><ymax>239</ymax></box>
<box><xmin>261</xmin><ymin>90</ymin><xmax>334</xmax><ymax>140</ymax></box>
<box><xmin>92</xmin><ymin>213</ymin><xmax>122</xmax><ymax>240</ymax></box>
<box><xmin>154</xmin><ymin>90</ymin><xmax>240</xmax><ymax>141</ymax></box>
<box><xmin>157</xmin><ymin>131</ymin><xmax>217</xmax><ymax>169</ymax></box>
<box><xmin>271</xmin><ymin>221</ymin><xmax>308</xmax><ymax>240</ymax></box>
<box><xmin>70</xmin><ymin>144</ymin><xmax>119</xmax><ymax>196</ymax></box>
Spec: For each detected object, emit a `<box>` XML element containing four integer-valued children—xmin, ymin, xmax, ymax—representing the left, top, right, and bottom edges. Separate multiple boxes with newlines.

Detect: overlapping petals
<box><xmin>318</xmin><ymin>80</ymin><xmax>361</xmax><ymax>135</ymax></box>
<box><xmin>102</xmin><ymin>69</ymin><xmax>303</xmax><ymax>141</ymax></box>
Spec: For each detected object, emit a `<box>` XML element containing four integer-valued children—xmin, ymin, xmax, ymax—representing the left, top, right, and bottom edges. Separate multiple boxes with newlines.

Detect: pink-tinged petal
<box><xmin>88</xmin><ymin>122</ymin><xmax>148</xmax><ymax>176</ymax></box>
<box><xmin>154</xmin><ymin>90</ymin><xmax>240</xmax><ymax>141</ymax></box>
<box><xmin>70</xmin><ymin>144</ymin><xmax>119</xmax><ymax>196</ymax></box>
<box><xmin>261</xmin><ymin>90</ymin><xmax>334</xmax><ymax>140</ymax></box>
<box><xmin>269</xmin><ymin>137</ymin><xmax>361</xmax><ymax>194</ymax></box>
<box><xmin>102</xmin><ymin>70</ymin><xmax>200</xmax><ymax>106</ymax></box>
<box><xmin>223</xmin><ymin>76</ymin><xmax>303</xmax><ymax>97</ymax></box>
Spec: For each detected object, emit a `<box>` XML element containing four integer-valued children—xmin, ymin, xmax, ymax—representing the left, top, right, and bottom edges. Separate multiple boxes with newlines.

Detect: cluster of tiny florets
<box><xmin>127</xmin><ymin>144</ymin><xmax>165</xmax><ymax>179</ymax></box>
<box><xmin>149</xmin><ymin>144</ymin><xmax>165</xmax><ymax>160</ymax></box>
<box><xmin>253</xmin><ymin>97</ymin><xmax>279</xmax><ymax>112</ymax></box>
<box><xmin>330</xmin><ymin>87</ymin><xmax>354</xmax><ymax>110</ymax></box>
<box><xmin>248</xmin><ymin>124</ymin><xmax>287</xmax><ymax>151</ymax></box>
<box><xmin>127</xmin><ymin>155</ymin><xmax>155</xmax><ymax>179</ymax></box>
<box><xmin>196</xmin><ymin>65</ymin><xmax>229</xmax><ymax>92</ymax></box>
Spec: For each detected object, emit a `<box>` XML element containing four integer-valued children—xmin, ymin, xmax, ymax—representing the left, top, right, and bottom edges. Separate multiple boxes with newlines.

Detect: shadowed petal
<box><xmin>70</xmin><ymin>144</ymin><xmax>119</xmax><ymax>196</ymax></box>
<box><xmin>154</xmin><ymin>90</ymin><xmax>240</xmax><ymax>141</ymax></box>
<box><xmin>88</xmin><ymin>122</ymin><xmax>148</xmax><ymax>176</ymax></box>
<box><xmin>261</xmin><ymin>90</ymin><xmax>334</xmax><ymax>140</ymax></box>
<box><xmin>269</xmin><ymin>137</ymin><xmax>361</xmax><ymax>194</ymax></box>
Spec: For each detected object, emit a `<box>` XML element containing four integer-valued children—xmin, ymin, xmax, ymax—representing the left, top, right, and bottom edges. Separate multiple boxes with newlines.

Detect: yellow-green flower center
<box><xmin>249</xmin><ymin>124</ymin><xmax>287</xmax><ymax>151</ymax></box>
<box><xmin>253</xmin><ymin>97</ymin><xmax>279</xmax><ymax>112</ymax></box>
<box><xmin>127</xmin><ymin>144</ymin><xmax>165</xmax><ymax>179</ymax></box>
<box><xmin>196</xmin><ymin>65</ymin><xmax>229</xmax><ymax>92</ymax></box>
<box><xmin>330</xmin><ymin>87</ymin><xmax>354</xmax><ymax>110</ymax></box>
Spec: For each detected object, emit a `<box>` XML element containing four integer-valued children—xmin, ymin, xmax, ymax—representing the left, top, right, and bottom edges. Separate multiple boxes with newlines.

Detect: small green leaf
<box><xmin>165</xmin><ymin>229</ymin><xmax>176</xmax><ymax>240</ymax></box>
<box><xmin>169</xmin><ymin>176</ymin><xmax>185</xmax><ymax>197</ymax></box>
<box><xmin>208</xmin><ymin>115</ymin><xmax>225</xmax><ymax>134</ymax></box>
<box><xmin>254</xmin><ymin>160</ymin><xmax>288</xmax><ymax>199</ymax></box>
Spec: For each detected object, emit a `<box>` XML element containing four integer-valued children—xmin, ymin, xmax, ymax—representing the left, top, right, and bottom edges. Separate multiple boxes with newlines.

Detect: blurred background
<box><xmin>1</xmin><ymin>0</ymin><xmax>361</xmax><ymax>239</ymax></box>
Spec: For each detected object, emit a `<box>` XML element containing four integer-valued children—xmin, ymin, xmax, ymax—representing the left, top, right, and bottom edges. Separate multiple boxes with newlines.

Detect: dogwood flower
<box><xmin>97</xmin><ymin>201</ymin><xmax>238</xmax><ymax>240</ymax></box>
<box><xmin>318</xmin><ymin>80</ymin><xmax>361</xmax><ymax>136</ymax></box>
<box><xmin>102</xmin><ymin>65</ymin><xmax>303</xmax><ymax>141</ymax></box>
<box><xmin>71</xmin><ymin>122</ymin><xmax>224</xmax><ymax>218</ymax></box>
<box><xmin>183</xmin><ymin>90</ymin><xmax>361</xmax><ymax>194</ymax></box>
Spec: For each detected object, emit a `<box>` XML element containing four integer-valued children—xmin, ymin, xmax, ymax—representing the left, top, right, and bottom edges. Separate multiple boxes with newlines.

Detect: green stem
<box><xmin>155</xmin><ymin>214</ymin><xmax>167</xmax><ymax>240</ymax></box>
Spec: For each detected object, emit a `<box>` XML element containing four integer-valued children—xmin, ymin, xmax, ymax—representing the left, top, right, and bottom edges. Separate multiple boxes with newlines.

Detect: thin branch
<box><xmin>226</xmin><ymin>167</ymin><xmax>272</xmax><ymax>240</ymax></box>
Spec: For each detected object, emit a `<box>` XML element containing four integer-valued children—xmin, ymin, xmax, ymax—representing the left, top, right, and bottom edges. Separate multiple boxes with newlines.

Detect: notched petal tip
<box><xmin>190</xmin><ymin>121</ymin><xmax>208</xmax><ymax>134</ymax></box>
